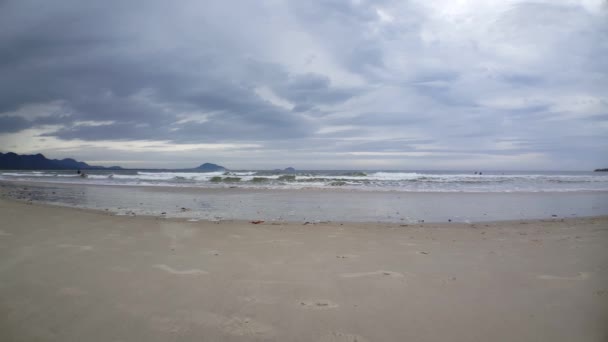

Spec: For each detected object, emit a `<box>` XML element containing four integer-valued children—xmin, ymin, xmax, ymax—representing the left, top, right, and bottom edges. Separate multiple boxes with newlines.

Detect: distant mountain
<box><xmin>0</xmin><ymin>152</ymin><xmax>122</xmax><ymax>170</ymax></box>
<box><xmin>195</xmin><ymin>162</ymin><xmax>226</xmax><ymax>172</ymax></box>
<box><xmin>595</xmin><ymin>168</ymin><xmax>608</xmax><ymax>172</ymax></box>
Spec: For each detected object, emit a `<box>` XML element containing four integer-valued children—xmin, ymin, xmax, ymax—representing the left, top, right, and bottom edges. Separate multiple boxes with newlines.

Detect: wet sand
<box><xmin>3</xmin><ymin>180</ymin><xmax>608</xmax><ymax>223</ymax></box>
<box><xmin>0</xmin><ymin>198</ymin><xmax>607</xmax><ymax>341</ymax></box>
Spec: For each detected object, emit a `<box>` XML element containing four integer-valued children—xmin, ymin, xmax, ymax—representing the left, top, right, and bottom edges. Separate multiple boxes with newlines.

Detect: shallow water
<box><xmin>2</xmin><ymin>181</ymin><xmax>607</xmax><ymax>223</ymax></box>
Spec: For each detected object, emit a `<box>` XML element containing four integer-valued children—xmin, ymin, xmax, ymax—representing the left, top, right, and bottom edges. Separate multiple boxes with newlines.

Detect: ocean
<box><xmin>1</xmin><ymin>169</ymin><xmax>607</xmax><ymax>192</ymax></box>
<box><xmin>1</xmin><ymin>169</ymin><xmax>608</xmax><ymax>223</ymax></box>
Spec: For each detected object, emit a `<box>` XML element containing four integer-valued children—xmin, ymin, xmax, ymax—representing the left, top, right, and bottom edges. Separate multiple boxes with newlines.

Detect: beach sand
<box><xmin>0</xmin><ymin>198</ymin><xmax>607</xmax><ymax>341</ymax></box>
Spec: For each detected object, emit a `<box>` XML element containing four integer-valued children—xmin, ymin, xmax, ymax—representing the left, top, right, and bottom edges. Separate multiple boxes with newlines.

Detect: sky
<box><xmin>0</xmin><ymin>0</ymin><xmax>607</xmax><ymax>170</ymax></box>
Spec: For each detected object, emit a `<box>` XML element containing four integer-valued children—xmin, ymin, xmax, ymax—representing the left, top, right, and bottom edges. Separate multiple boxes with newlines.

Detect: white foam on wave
<box><xmin>0</xmin><ymin>172</ymin><xmax>80</xmax><ymax>178</ymax></box>
<box><xmin>1</xmin><ymin>172</ymin><xmax>52</xmax><ymax>177</ymax></box>
<box><xmin>136</xmin><ymin>171</ymin><xmax>225</xmax><ymax>181</ymax></box>
<box><xmin>2</xmin><ymin>170</ymin><xmax>608</xmax><ymax>193</ymax></box>
<box><xmin>369</xmin><ymin>172</ymin><xmax>421</xmax><ymax>180</ymax></box>
<box><xmin>226</xmin><ymin>171</ymin><xmax>257</xmax><ymax>176</ymax></box>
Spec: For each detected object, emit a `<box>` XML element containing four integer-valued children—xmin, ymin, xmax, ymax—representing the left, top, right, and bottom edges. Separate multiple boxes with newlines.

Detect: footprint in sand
<box><xmin>319</xmin><ymin>332</ymin><xmax>369</xmax><ymax>342</ymax></box>
<box><xmin>57</xmin><ymin>244</ymin><xmax>93</xmax><ymax>251</ymax></box>
<box><xmin>537</xmin><ymin>272</ymin><xmax>590</xmax><ymax>280</ymax></box>
<box><xmin>153</xmin><ymin>264</ymin><xmax>208</xmax><ymax>275</ymax></box>
<box><xmin>339</xmin><ymin>270</ymin><xmax>405</xmax><ymax>279</ymax></box>
<box><xmin>299</xmin><ymin>300</ymin><xmax>339</xmax><ymax>309</ymax></box>
<box><xmin>0</xmin><ymin>229</ymin><xmax>12</xmax><ymax>236</ymax></box>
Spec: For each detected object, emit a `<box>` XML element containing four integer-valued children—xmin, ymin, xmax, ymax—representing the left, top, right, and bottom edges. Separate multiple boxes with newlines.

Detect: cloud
<box><xmin>0</xmin><ymin>0</ymin><xmax>606</xmax><ymax>169</ymax></box>
<box><xmin>0</xmin><ymin>116</ymin><xmax>30</xmax><ymax>133</ymax></box>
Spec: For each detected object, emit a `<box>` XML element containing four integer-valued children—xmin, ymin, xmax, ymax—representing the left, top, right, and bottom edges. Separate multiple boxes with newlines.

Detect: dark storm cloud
<box><xmin>0</xmin><ymin>116</ymin><xmax>30</xmax><ymax>133</ymax></box>
<box><xmin>1</xmin><ymin>0</ymin><xmax>607</xmax><ymax>169</ymax></box>
<box><xmin>0</xmin><ymin>0</ymin><xmax>352</xmax><ymax>143</ymax></box>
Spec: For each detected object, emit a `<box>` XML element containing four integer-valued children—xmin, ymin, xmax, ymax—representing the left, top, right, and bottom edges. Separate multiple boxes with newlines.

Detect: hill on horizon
<box><xmin>0</xmin><ymin>152</ymin><xmax>122</xmax><ymax>170</ymax></box>
<box><xmin>194</xmin><ymin>162</ymin><xmax>226</xmax><ymax>172</ymax></box>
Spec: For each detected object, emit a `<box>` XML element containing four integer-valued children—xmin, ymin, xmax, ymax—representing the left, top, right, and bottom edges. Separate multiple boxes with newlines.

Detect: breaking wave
<box><xmin>1</xmin><ymin>170</ymin><xmax>607</xmax><ymax>192</ymax></box>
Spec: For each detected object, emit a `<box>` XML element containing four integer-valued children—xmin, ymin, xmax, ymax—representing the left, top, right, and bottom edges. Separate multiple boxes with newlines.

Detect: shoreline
<box><xmin>3</xmin><ymin>194</ymin><xmax>608</xmax><ymax>227</ymax></box>
<box><xmin>3</xmin><ymin>180</ymin><xmax>608</xmax><ymax>224</ymax></box>
<box><xmin>1</xmin><ymin>198</ymin><xmax>607</xmax><ymax>341</ymax></box>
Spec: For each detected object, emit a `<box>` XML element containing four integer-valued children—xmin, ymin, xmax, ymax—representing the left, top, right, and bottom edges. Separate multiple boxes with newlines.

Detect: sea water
<box><xmin>1</xmin><ymin>170</ymin><xmax>608</xmax><ymax>223</ymax></box>
<box><xmin>1</xmin><ymin>169</ymin><xmax>607</xmax><ymax>192</ymax></box>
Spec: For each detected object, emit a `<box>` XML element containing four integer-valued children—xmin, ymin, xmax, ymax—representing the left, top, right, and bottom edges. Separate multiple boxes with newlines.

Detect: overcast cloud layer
<box><xmin>1</xmin><ymin>0</ymin><xmax>607</xmax><ymax>170</ymax></box>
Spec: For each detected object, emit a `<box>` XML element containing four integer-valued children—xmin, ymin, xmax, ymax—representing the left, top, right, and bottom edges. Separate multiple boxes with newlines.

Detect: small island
<box><xmin>594</xmin><ymin>168</ymin><xmax>608</xmax><ymax>172</ymax></box>
<box><xmin>195</xmin><ymin>162</ymin><xmax>226</xmax><ymax>172</ymax></box>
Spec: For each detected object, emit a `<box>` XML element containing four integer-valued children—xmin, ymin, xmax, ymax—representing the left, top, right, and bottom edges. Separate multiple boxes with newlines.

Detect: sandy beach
<box><xmin>0</xmin><ymin>198</ymin><xmax>607</xmax><ymax>341</ymax></box>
